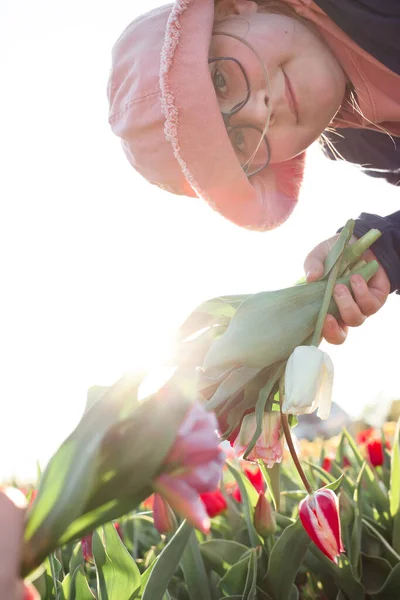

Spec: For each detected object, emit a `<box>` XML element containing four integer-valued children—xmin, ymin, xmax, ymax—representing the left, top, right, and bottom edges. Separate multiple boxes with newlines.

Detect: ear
<box><xmin>214</xmin><ymin>0</ymin><xmax>259</xmax><ymax>20</ymax></box>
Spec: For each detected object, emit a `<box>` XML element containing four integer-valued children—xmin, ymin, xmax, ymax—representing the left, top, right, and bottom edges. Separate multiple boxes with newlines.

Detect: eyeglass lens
<box><xmin>208</xmin><ymin>57</ymin><xmax>270</xmax><ymax>177</ymax></box>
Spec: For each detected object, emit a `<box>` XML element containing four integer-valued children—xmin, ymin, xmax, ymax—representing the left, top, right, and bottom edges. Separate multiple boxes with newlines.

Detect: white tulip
<box><xmin>282</xmin><ymin>346</ymin><xmax>334</xmax><ymax>420</ymax></box>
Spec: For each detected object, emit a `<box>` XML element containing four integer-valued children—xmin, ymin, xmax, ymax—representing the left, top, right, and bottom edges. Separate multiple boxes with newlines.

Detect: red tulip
<box><xmin>231</xmin><ymin>465</ymin><xmax>265</xmax><ymax>503</ymax></box>
<box><xmin>322</xmin><ymin>456</ymin><xmax>333</xmax><ymax>473</ymax></box>
<box><xmin>366</xmin><ymin>438</ymin><xmax>385</xmax><ymax>467</ymax></box>
<box><xmin>81</xmin><ymin>535</ymin><xmax>93</xmax><ymax>562</ymax></box>
<box><xmin>200</xmin><ymin>490</ymin><xmax>228</xmax><ymax>518</ymax></box>
<box><xmin>299</xmin><ymin>489</ymin><xmax>344</xmax><ymax>563</ymax></box>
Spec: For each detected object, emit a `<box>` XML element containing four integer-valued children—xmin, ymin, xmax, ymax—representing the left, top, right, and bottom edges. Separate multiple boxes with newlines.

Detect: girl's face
<box><xmin>210</xmin><ymin>7</ymin><xmax>347</xmax><ymax>163</ymax></box>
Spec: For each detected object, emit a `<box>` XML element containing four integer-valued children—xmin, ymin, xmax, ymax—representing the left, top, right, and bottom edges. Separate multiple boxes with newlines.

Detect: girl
<box><xmin>107</xmin><ymin>0</ymin><xmax>399</xmax><ymax>344</ymax></box>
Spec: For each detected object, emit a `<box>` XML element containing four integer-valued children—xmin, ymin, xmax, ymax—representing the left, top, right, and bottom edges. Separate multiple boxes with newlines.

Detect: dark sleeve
<box><xmin>320</xmin><ymin>129</ymin><xmax>400</xmax><ymax>185</ymax></box>
<box><xmin>352</xmin><ymin>211</ymin><xmax>400</xmax><ymax>294</ymax></box>
<box><xmin>312</xmin><ymin>0</ymin><xmax>400</xmax><ymax>75</ymax></box>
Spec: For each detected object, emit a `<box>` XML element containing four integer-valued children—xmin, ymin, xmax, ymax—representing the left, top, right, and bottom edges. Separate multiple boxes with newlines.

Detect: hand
<box><xmin>304</xmin><ymin>234</ymin><xmax>390</xmax><ymax>345</ymax></box>
<box><xmin>0</xmin><ymin>488</ymin><xmax>39</xmax><ymax>600</ymax></box>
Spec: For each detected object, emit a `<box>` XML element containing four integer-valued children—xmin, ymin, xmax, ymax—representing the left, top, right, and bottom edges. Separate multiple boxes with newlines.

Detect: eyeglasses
<box><xmin>208</xmin><ymin>56</ymin><xmax>271</xmax><ymax>177</ymax></box>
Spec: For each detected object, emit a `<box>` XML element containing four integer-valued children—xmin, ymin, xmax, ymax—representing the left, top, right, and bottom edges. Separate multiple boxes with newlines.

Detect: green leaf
<box><xmin>370</xmin><ymin>564</ymin><xmax>400</xmax><ymax>599</ymax></box>
<box><xmin>258</xmin><ymin>461</ymin><xmax>280</xmax><ymax>511</ymax></box>
<box><xmin>390</xmin><ymin>417</ymin><xmax>400</xmax><ymax>553</ymax></box>
<box><xmin>180</xmin><ymin>530</ymin><xmax>211</xmax><ymax>600</ymax></box>
<box><xmin>264</xmin><ymin>518</ymin><xmax>310</xmax><ymax>600</ymax></box>
<box><xmin>243</xmin><ymin>548</ymin><xmax>258</xmax><ymax>600</ymax></box>
<box><xmin>349</xmin><ymin>463</ymin><xmax>366</xmax><ymax>579</ymax></box>
<box><xmin>361</xmin><ymin>553</ymin><xmax>392</xmax><ymax>594</ymax></box>
<box><xmin>219</xmin><ymin>554</ymin><xmax>251</xmax><ymax>597</ymax></box>
<box><xmin>69</xmin><ymin>566</ymin><xmax>96</xmax><ymax>600</ymax></box>
<box><xmin>343</xmin><ymin>429</ymin><xmax>389</xmax><ymax>512</ymax></box>
<box><xmin>200</xmin><ymin>540</ymin><xmax>249</xmax><ymax>577</ymax></box>
<box><xmin>142</xmin><ymin>520</ymin><xmax>192</xmax><ymax>600</ymax></box>
<box><xmin>205</xmin><ymin>367</ymin><xmax>262</xmax><ymax>412</ymax></box>
<box><xmin>23</xmin><ymin>373</ymin><xmax>145</xmax><ymax>574</ymax></box>
<box><xmin>226</xmin><ymin>463</ymin><xmax>260</xmax><ymax>547</ymax></box>
<box><xmin>203</xmin><ymin>262</ymin><xmax>377</xmax><ymax>371</ymax></box>
<box><xmin>322</xmin><ymin>219</ymin><xmax>354</xmax><ymax>279</ymax></box>
<box><xmin>93</xmin><ymin>522</ymin><xmax>141</xmax><ymax>600</ymax></box>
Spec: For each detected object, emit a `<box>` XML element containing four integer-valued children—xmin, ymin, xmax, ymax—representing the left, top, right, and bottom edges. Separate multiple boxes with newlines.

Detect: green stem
<box><xmin>279</xmin><ymin>377</ymin><xmax>313</xmax><ymax>495</ymax></box>
<box><xmin>311</xmin><ymin>257</ymin><xmax>342</xmax><ymax>347</ymax></box>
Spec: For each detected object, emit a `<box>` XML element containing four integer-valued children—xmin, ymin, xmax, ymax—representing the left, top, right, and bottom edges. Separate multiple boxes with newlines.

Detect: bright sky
<box><xmin>1</xmin><ymin>0</ymin><xmax>399</xmax><ymax>482</ymax></box>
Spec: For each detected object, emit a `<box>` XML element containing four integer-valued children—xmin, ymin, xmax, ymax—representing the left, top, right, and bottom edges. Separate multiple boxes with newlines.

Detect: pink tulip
<box><xmin>299</xmin><ymin>489</ymin><xmax>344</xmax><ymax>563</ymax></box>
<box><xmin>153</xmin><ymin>402</ymin><xmax>225</xmax><ymax>534</ymax></box>
<box><xmin>233</xmin><ymin>412</ymin><xmax>283</xmax><ymax>468</ymax></box>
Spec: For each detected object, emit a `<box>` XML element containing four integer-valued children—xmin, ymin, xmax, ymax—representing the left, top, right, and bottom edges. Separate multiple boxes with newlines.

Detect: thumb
<box><xmin>304</xmin><ymin>236</ymin><xmax>339</xmax><ymax>283</ymax></box>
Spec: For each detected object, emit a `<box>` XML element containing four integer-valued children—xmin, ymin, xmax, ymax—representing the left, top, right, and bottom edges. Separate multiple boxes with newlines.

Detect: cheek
<box><xmin>268</xmin><ymin>125</ymin><xmax>321</xmax><ymax>163</ymax></box>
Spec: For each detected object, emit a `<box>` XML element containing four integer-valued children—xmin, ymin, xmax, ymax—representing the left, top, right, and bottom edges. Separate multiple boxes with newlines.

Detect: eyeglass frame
<box><xmin>208</xmin><ymin>56</ymin><xmax>271</xmax><ymax>177</ymax></box>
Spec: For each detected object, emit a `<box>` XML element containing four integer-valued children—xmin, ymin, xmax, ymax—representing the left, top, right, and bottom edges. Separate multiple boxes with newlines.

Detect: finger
<box><xmin>322</xmin><ymin>314</ymin><xmax>348</xmax><ymax>345</ymax></box>
<box><xmin>333</xmin><ymin>284</ymin><xmax>366</xmax><ymax>327</ymax></box>
<box><xmin>350</xmin><ymin>275</ymin><xmax>387</xmax><ymax>317</ymax></box>
<box><xmin>304</xmin><ymin>236</ymin><xmax>339</xmax><ymax>282</ymax></box>
<box><xmin>0</xmin><ymin>489</ymin><xmax>27</xmax><ymax>599</ymax></box>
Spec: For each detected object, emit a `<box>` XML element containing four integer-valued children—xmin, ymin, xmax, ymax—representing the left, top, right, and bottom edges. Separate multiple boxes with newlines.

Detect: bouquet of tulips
<box><xmin>18</xmin><ymin>218</ymin><xmax>399</xmax><ymax>600</ymax></box>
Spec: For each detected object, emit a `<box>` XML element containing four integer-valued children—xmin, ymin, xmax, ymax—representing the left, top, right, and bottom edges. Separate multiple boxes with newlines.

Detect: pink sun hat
<box><xmin>107</xmin><ymin>0</ymin><xmax>305</xmax><ymax>231</ymax></box>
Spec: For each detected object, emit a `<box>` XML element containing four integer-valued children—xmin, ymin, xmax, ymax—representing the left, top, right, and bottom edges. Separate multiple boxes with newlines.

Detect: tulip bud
<box><xmin>299</xmin><ymin>489</ymin><xmax>344</xmax><ymax>562</ymax></box>
<box><xmin>254</xmin><ymin>492</ymin><xmax>276</xmax><ymax>537</ymax></box>
<box><xmin>282</xmin><ymin>346</ymin><xmax>334</xmax><ymax>420</ymax></box>
<box><xmin>153</xmin><ymin>493</ymin><xmax>177</xmax><ymax>534</ymax></box>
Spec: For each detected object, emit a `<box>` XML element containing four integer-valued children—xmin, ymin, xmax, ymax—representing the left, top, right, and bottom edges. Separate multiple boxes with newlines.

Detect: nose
<box><xmin>231</xmin><ymin>89</ymin><xmax>274</xmax><ymax>128</ymax></box>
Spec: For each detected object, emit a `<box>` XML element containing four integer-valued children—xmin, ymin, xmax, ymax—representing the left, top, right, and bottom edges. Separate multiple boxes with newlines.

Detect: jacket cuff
<box><xmin>351</xmin><ymin>213</ymin><xmax>400</xmax><ymax>294</ymax></box>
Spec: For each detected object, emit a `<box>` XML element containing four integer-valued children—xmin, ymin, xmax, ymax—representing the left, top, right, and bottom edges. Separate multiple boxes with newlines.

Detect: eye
<box><xmin>212</xmin><ymin>68</ymin><xmax>228</xmax><ymax>96</ymax></box>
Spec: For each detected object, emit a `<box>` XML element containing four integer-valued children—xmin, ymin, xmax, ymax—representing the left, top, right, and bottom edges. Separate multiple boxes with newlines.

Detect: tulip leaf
<box><xmin>218</xmin><ymin>554</ymin><xmax>251</xmax><ymax>597</ymax></box>
<box><xmin>180</xmin><ymin>530</ymin><xmax>211</xmax><ymax>600</ymax></box>
<box><xmin>243</xmin><ymin>548</ymin><xmax>258</xmax><ymax>599</ymax></box>
<box><xmin>205</xmin><ymin>366</ymin><xmax>262</xmax><ymax>411</ymax></box>
<box><xmin>258</xmin><ymin>461</ymin><xmax>280</xmax><ymax>511</ymax></box>
<box><xmin>22</xmin><ymin>373</ymin><xmax>146</xmax><ymax>575</ymax></box>
<box><xmin>264</xmin><ymin>518</ymin><xmax>310</xmax><ymax>600</ymax></box>
<box><xmin>93</xmin><ymin>523</ymin><xmax>141</xmax><ymax>600</ymax></box>
<box><xmin>369</xmin><ymin>564</ymin><xmax>400</xmax><ymax>599</ymax></box>
<box><xmin>361</xmin><ymin>553</ymin><xmax>392</xmax><ymax>594</ymax></box>
<box><xmin>69</xmin><ymin>566</ymin><xmax>96</xmax><ymax>600</ymax></box>
<box><xmin>390</xmin><ymin>417</ymin><xmax>400</xmax><ymax>553</ymax></box>
<box><xmin>321</xmin><ymin>219</ymin><xmax>354</xmax><ymax>279</ymax></box>
<box><xmin>203</xmin><ymin>263</ymin><xmax>377</xmax><ymax>371</ymax></box>
<box><xmin>349</xmin><ymin>462</ymin><xmax>366</xmax><ymax>579</ymax></box>
<box><xmin>200</xmin><ymin>540</ymin><xmax>250</xmax><ymax>575</ymax></box>
<box><xmin>142</xmin><ymin>520</ymin><xmax>192</xmax><ymax>600</ymax></box>
<box><xmin>361</xmin><ymin>518</ymin><xmax>400</xmax><ymax>566</ymax></box>
<box><xmin>343</xmin><ymin>429</ymin><xmax>389</xmax><ymax>512</ymax></box>
<box><xmin>177</xmin><ymin>295</ymin><xmax>250</xmax><ymax>341</ymax></box>
<box><xmin>226</xmin><ymin>463</ymin><xmax>260</xmax><ymax>547</ymax></box>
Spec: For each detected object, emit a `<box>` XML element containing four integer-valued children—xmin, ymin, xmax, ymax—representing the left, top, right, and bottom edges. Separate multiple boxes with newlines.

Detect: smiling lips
<box><xmin>284</xmin><ymin>72</ymin><xmax>299</xmax><ymax>123</ymax></box>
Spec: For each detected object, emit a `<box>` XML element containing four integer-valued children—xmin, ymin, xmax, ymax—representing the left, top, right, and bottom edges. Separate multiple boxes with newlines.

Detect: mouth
<box><xmin>284</xmin><ymin>72</ymin><xmax>299</xmax><ymax>124</ymax></box>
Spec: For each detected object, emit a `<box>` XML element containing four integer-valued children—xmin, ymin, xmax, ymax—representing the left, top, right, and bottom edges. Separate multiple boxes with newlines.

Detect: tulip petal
<box><xmin>154</xmin><ymin>474</ymin><xmax>210</xmax><ymax>534</ymax></box>
<box><xmin>315</xmin><ymin>353</ymin><xmax>334</xmax><ymax>420</ymax></box>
